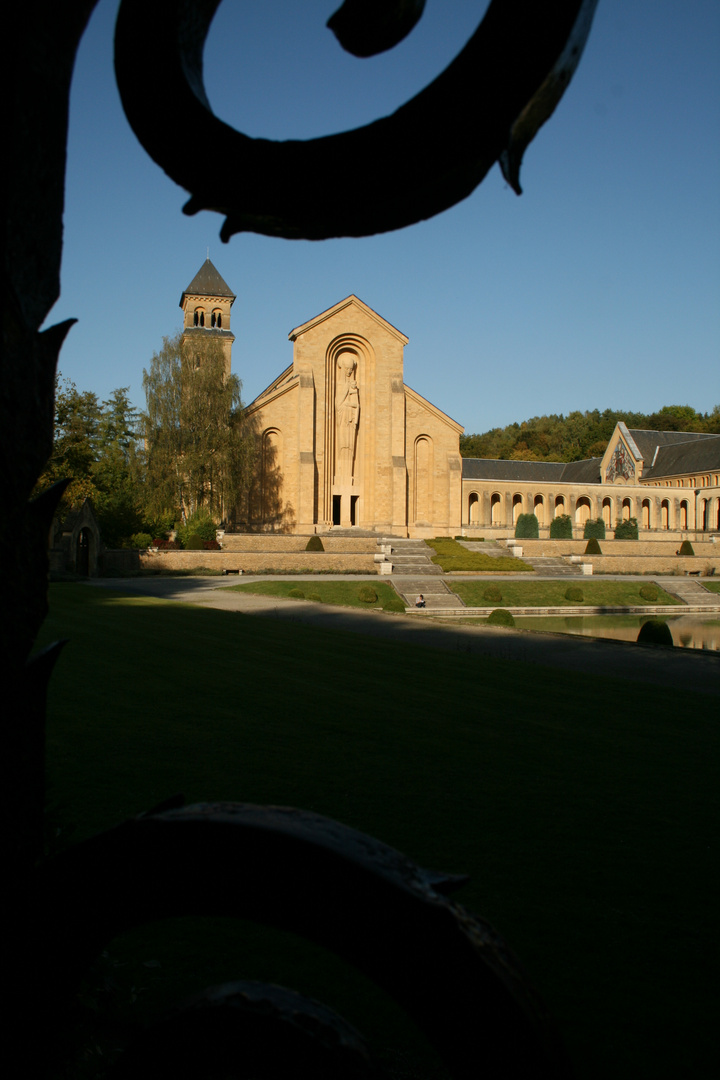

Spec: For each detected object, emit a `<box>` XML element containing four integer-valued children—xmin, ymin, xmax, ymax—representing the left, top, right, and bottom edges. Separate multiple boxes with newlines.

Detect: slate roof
<box><xmin>463</xmin><ymin>459</ymin><xmax>570</xmax><ymax>483</ymax></box>
<box><xmin>626</xmin><ymin>428</ymin><xmax>715</xmax><ymax>464</ymax></box>
<box><xmin>180</xmin><ymin>259</ymin><xmax>236</xmax><ymax>306</ymax></box>
<box><xmin>642</xmin><ymin>435</ymin><xmax>720</xmax><ymax>479</ymax></box>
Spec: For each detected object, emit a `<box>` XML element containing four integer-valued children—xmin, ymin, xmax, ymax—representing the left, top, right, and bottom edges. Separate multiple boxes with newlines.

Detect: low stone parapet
<box><xmin>137</xmin><ymin>550</ymin><xmax>379</xmax><ymax>574</ymax></box>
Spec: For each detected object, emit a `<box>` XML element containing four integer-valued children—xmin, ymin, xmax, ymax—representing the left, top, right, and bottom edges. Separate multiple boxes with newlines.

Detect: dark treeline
<box><xmin>459</xmin><ymin>404</ymin><xmax>720</xmax><ymax>462</ymax></box>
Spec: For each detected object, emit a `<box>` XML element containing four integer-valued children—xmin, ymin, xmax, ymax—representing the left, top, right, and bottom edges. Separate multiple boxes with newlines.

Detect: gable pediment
<box><xmin>288</xmin><ymin>295</ymin><xmax>409</xmax><ymax>345</ymax></box>
<box><xmin>601</xmin><ymin>422</ymin><xmax>642</xmax><ymax>483</ymax></box>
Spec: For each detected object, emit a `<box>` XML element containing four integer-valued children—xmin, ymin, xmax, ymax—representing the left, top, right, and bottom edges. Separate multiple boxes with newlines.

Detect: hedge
<box><xmin>583</xmin><ymin>518</ymin><xmax>606</xmax><ymax>540</ymax></box>
<box><xmin>514</xmin><ymin>513</ymin><xmax>539</xmax><ymax>539</ymax></box>
<box><xmin>550</xmin><ymin>514</ymin><xmax>573</xmax><ymax>539</ymax></box>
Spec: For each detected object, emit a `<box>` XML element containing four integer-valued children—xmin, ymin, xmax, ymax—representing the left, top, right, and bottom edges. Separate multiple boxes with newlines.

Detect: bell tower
<box><xmin>180</xmin><ymin>258</ymin><xmax>236</xmax><ymax>375</ymax></box>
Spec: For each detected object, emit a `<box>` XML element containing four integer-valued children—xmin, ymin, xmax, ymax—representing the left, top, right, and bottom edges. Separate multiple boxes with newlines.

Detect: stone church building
<box><xmin>181</xmin><ymin>260</ymin><xmax>720</xmax><ymax>537</ymax></box>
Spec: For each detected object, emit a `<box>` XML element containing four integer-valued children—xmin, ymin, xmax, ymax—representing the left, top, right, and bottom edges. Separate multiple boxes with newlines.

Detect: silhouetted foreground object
<box><xmin>39</xmin><ymin>803</ymin><xmax>572</xmax><ymax>1078</ymax></box>
<box><xmin>637</xmin><ymin>620</ymin><xmax>674</xmax><ymax>648</ymax></box>
<box><xmin>5</xmin><ymin>2</ymin><xmax>598</xmax><ymax>1073</ymax></box>
<box><xmin>115</xmin><ymin>0</ymin><xmax>599</xmax><ymax>240</ymax></box>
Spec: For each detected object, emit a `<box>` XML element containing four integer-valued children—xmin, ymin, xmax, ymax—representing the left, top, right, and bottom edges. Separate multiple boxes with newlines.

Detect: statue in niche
<box><xmin>335</xmin><ymin>352</ymin><xmax>360</xmax><ymax>481</ymax></box>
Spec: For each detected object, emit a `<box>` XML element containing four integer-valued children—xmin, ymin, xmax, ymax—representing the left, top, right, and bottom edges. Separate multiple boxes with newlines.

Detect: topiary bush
<box><xmin>358</xmin><ymin>585</ymin><xmax>378</xmax><ymax>603</ymax></box>
<box><xmin>483</xmin><ymin>585</ymin><xmax>503</xmax><ymax>603</ymax></box>
<box><xmin>679</xmin><ymin>539</ymin><xmax>695</xmax><ymax>556</ymax></box>
<box><xmin>307</xmin><ymin>592</ymin><xmax>323</xmax><ymax>603</ymax></box>
<box><xmin>288</xmin><ymin>588</ymin><xmax>305</xmax><ymax>599</ymax></box>
<box><xmin>584</xmin><ymin>537</ymin><xmax>602</xmax><ymax>555</ymax></box>
<box><xmin>637</xmin><ymin>619</ymin><xmax>673</xmax><ymax>647</ymax></box>
<box><xmin>565</xmin><ymin>585</ymin><xmax>584</xmax><ymax>602</ymax></box>
<box><xmin>550</xmin><ymin>514</ymin><xmax>573</xmax><ymax>539</ymax></box>
<box><xmin>487</xmin><ymin>608</ymin><xmax>515</xmax><ymax>627</ymax></box>
<box><xmin>305</xmin><ymin>535</ymin><xmax>325</xmax><ymax>552</ymax></box>
<box><xmin>514</xmin><ymin>513</ymin><xmax>539</xmax><ymax>539</ymax></box>
<box><xmin>614</xmin><ymin>517</ymin><xmax>639</xmax><ymax>539</ymax></box>
<box><xmin>184</xmin><ymin>534</ymin><xmax>204</xmax><ymax>550</ymax></box>
<box><xmin>583</xmin><ymin>517</ymin><xmax>606</xmax><ymax>540</ymax></box>
<box><xmin>639</xmin><ymin>584</ymin><xmax>659</xmax><ymax>602</ymax></box>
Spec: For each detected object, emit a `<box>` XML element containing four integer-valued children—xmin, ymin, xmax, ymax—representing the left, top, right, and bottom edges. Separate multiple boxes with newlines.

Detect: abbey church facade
<box><xmin>181</xmin><ymin>260</ymin><xmax>720</xmax><ymax>538</ymax></box>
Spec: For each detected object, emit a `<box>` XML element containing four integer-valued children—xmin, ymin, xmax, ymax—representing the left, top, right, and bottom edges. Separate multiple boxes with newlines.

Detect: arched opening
<box><xmin>575</xmin><ymin>496</ymin><xmax>591</xmax><ymax>525</ymax></box>
<box><xmin>468</xmin><ymin>492</ymin><xmax>479</xmax><ymax>524</ymax></box>
<box><xmin>679</xmin><ymin>500</ymin><xmax>688</xmax><ymax>529</ymax></box>
<box><xmin>701</xmin><ymin>498</ymin><xmax>709</xmax><ymax>531</ymax></box>
<box><xmin>490</xmin><ymin>493</ymin><xmax>501</xmax><ymax>525</ymax></box>
<box><xmin>76</xmin><ymin>527</ymin><xmax>91</xmax><ymax>577</ymax></box>
<box><xmin>533</xmin><ymin>494</ymin><xmax>544</xmax><ymax>527</ymax></box>
<box><xmin>641</xmin><ymin>499</ymin><xmax>651</xmax><ymax>529</ymax></box>
<box><xmin>193</xmin><ymin>307</ymin><xmax>205</xmax><ymax>327</ymax></box>
<box><xmin>211</xmin><ymin>309</ymin><xmax>223</xmax><ymax>328</ymax></box>
<box><xmin>622</xmin><ymin>498</ymin><xmax>632</xmax><ymax>521</ymax></box>
<box><xmin>661</xmin><ymin>499</ymin><xmax>670</xmax><ymax>530</ymax></box>
<box><xmin>512</xmin><ymin>494</ymin><xmax>523</xmax><ymax>524</ymax></box>
<box><xmin>602</xmin><ymin>497</ymin><xmax>613</xmax><ymax>528</ymax></box>
<box><xmin>554</xmin><ymin>495</ymin><xmax>565</xmax><ymax>517</ymax></box>
<box><xmin>413</xmin><ymin>436</ymin><xmax>433</xmax><ymax>523</ymax></box>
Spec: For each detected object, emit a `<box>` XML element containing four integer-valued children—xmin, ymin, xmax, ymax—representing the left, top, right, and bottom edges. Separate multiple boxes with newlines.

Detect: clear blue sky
<box><xmin>48</xmin><ymin>0</ymin><xmax>720</xmax><ymax>435</ymax></box>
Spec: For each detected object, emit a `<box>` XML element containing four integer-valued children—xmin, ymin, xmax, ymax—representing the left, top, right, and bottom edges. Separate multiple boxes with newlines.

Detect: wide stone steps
<box><xmin>394</xmin><ymin>577</ymin><xmax>465</xmax><ymax>609</ymax></box>
<box><xmin>662</xmin><ymin>578</ymin><xmax>720</xmax><ymax>605</ymax></box>
<box><xmin>520</xmin><ymin>556</ymin><xmax>584</xmax><ymax>577</ymax></box>
<box><xmin>380</xmin><ymin>538</ymin><xmax>443</xmax><ymax>575</ymax></box>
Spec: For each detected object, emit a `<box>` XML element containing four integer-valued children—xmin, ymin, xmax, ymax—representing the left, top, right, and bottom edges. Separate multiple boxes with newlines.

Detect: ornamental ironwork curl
<box><xmin>114</xmin><ymin>0</ymin><xmax>598</xmax><ymax>241</ymax></box>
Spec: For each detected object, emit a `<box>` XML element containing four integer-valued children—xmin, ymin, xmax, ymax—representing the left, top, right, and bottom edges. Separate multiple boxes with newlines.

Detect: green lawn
<box><xmin>450</xmin><ymin>579</ymin><xmax>681</xmax><ymax>607</ymax></box>
<box><xmin>703</xmin><ymin>580</ymin><xmax>720</xmax><ymax>594</ymax></box>
<box><xmin>36</xmin><ymin>585</ymin><xmax>718</xmax><ymax>1079</ymax></box>
<box><xmin>225</xmin><ymin>578</ymin><xmax>405</xmax><ymax>611</ymax></box>
<box><xmin>429</xmin><ymin>537</ymin><xmax>532</xmax><ymax>572</ymax></box>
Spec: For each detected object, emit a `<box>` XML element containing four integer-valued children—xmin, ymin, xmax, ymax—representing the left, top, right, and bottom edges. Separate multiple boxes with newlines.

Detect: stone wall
<box><xmin>517</xmin><ymin>539</ymin><xmax>720</xmax><ymax>557</ymax></box>
<box><xmin>137</xmin><ymin>551</ymin><xmax>379</xmax><ymax>574</ymax></box>
<box><xmin>220</xmin><ymin>534</ymin><xmax>378</xmax><ymax>553</ymax></box>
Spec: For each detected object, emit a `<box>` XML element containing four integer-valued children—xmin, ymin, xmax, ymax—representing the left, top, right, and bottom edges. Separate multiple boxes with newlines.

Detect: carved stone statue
<box><xmin>335</xmin><ymin>352</ymin><xmax>360</xmax><ymax>481</ymax></box>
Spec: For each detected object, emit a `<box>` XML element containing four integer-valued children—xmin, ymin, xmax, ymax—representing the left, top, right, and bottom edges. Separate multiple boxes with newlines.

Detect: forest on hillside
<box><xmin>459</xmin><ymin>405</ymin><xmax>720</xmax><ymax>462</ymax></box>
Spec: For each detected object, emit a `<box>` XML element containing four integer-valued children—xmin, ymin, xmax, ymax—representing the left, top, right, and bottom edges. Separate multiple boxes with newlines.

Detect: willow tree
<box><xmin>142</xmin><ymin>332</ymin><xmax>253</xmax><ymax>525</ymax></box>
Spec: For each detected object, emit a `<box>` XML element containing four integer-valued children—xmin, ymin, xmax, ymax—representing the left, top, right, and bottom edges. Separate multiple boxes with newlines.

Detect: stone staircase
<box><xmin>394</xmin><ymin>577</ymin><xmax>465</xmax><ymax>610</ymax></box>
<box><xmin>380</xmin><ymin>537</ymin><xmax>443</xmax><ymax>575</ymax></box>
<box><xmin>518</xmin><ymin>555</ymin><xmax>584</xmax><ymax>577</ymax></box>
<box><xmin>661</xmin><ymin>578</ymin><xmax>720</xmax><ymax>606</ymax></box>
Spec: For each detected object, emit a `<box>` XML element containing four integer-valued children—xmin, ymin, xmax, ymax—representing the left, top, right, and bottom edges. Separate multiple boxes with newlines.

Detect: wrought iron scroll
<box><xmin>114</xmin><ymin>0</ymin><xmax>598</xmax><ymax>240</ymax></box>
<box><xmin>39</xmin><ymin>803</ymin><xmax>572</xmax><ymax>1077</ymax></box>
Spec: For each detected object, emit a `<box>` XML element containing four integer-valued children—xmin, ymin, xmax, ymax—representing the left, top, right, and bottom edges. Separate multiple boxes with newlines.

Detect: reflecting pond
<box><xmin>513</xmin><ymin>614</ymin><xmax>720</xmax><ymax>651</ymax></box>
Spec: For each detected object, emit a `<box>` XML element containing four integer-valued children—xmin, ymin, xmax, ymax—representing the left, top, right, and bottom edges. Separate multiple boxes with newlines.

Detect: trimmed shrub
<box><xmin>565</xmin><ymin>585</ymin><xmax>584</xmax><ymax>602</ymax></box>
<box><xmin>583</xmin><ymin>518</ymin><xmax>606</xmax><ymax>540</ymax></box>
<box><xmin>679</xmin><ymin>539</ymin><xmax>695</xmax><ymax>556</ymax></box>
<box><xmin>614</xmin><ymin>517</ymin><xmax>639</xmax><ymax>540</ymax></box>
<box><xmin>487</xmin><ymin>608</ymin><xmax>515</xmax><ymax>627</ymax></box>
<box><xmin>130</xmin><ymin>532</ymin><xmax>153</xmax><ymax>549</ymax></box>
<box><xmin>358</xmin><ymin>585</ymin><xmax>378</xmax><ymax>603</ymax></box>
<box><xmin>185</xmin><ymin>534</ymin><xmax>204</xmax><ymax>550</ymax></box>
<box><xmin>584</xmin><ymin>537</ymin><xmax>602</xmax><ymax>555</ymax></box>
<box><xmin>307</xmin><ymin>593</ymin><xmax>323</xmax><ymax>603</ymax></box>
<box><xmin>288</xmin><ymin>588</ymin><xmax>305</xmax><ymax>599</ymax></box>
<box><xmin>483</xmin><ymin>585</ymin><xmax>503</xmax><ymax>603</ymax></box>
<box><xmin>515</xmin><ymin>513</ymin><xmax>539</xmax><ymax>539</ymax></box>
<box><xmin>639</xmin><ymin>584</ymin><xmax>659</xmax><ymax>602</ymax></box>
<box><xmin>305</xmin><ymin>535</ymin><xmax>325</xmax><ymax>552</ymax></box>
<box><xmin>550</xmin><ymin>514</ymin><xmax>573</xmax><ymax>539</ymax></box>
<box><xmin>637</xmin><ymin>619</ymin><xmax>673</xmax><ymax>647</ymax></box>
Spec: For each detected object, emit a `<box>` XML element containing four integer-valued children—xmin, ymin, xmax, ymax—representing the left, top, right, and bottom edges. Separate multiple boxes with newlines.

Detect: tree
<box><xmin>141</xmin><ymin>332</ymin><xmax>254</xmax><ymax>524</ymax></box>
<box><xmin>34</xmin><ymin>377</ymin><xmax>147</xmax><ymax>546</ymax></box>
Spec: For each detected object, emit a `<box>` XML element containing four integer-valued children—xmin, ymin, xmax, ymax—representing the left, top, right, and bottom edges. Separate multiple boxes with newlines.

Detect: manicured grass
<box><xmin>703</xmin><ymin>580</ymin><xmax>720</xmax><ymax>594</ymax></box>
<box><xmin>226</xmin><ymin>578</ymin><xmax>405</xmax><ymax>612</ymax></box>
<box><xmin>450</xmin><ymin>579</ymin><xmax>681</xmax><ymax>607</ymax></box>
<box><xmin>429</xmin><ymin>537</ymin><xmax>532</xmax><ymax>573</ymax></box>
<box><xmin>36</xmin><ymin>585</ymin><xmax>718</xmax><ymax>1079</ymax></box>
